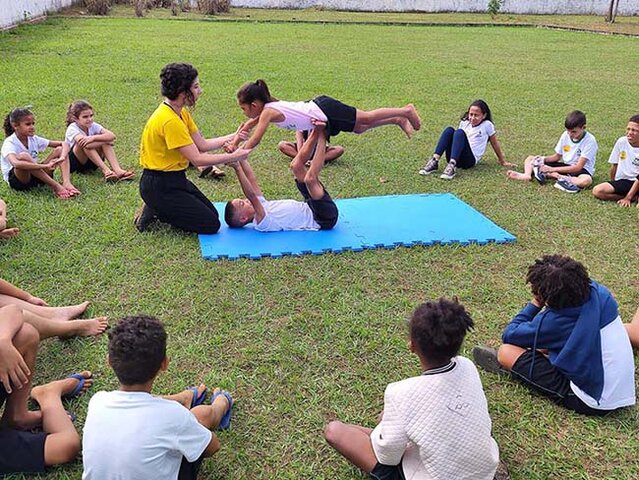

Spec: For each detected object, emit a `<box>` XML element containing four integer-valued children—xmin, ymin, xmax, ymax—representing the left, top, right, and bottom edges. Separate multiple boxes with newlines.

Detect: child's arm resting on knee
<box><xmin>6</xmin><ymin>153</ymin><xmax>52</xmax><ymax>171</ymax></box>
<box><xmin>541</xmin><ymin>155</ymin><xmax>587</xmax><ymax>175</ymax></box>
<box><xmin>0</xmin><ymin>307</ymin><xmax>31</xmax><ymax>393</ymax></box>
<box><xmin>77</xmin><ymin>128</ymin><xmax>116</xmax><ymax>148</ymax></box>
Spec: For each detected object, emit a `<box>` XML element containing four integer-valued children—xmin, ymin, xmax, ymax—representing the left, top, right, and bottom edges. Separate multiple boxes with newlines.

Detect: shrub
<box><xmin>198</xmin><ymin>0</ymin><xmax>230</xmax><ymax>15</ymax></box>
<box><xmin>487</xmin><ymin>0</ymin><xmax>504</xmax><ymax>18</ymax></box>
<box><xmin>84</xmin><ymin>0</ymin><xmax>111</xmax><ymax>15</ymax></box>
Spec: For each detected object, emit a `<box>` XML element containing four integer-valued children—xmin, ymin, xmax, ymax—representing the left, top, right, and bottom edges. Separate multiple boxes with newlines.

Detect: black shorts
<box><xmin>7</xmin><ymin>168</ymin><xmax>45</xmax><ymax>191</ymax></box>
<box><xmin>545</xmin><ymin>161</ymin><xmax>591</xmax><ymax>177</ymax></box>
<box><xmin>177</xmin><ymin>454</ymin><xmax>204</xmax><ymax>480</ymax></box>
<box><xmin>69</xmin><ymin>149</ymin><xmax>99</xmax><ymax>173</ymax></box>
<box><xmin>295</xmin><ymin>180</ymin><xmax>338</xmax><ymax>230</ymax></box>
<box><xmin>370</xmin><ymin>462</ymin><xmax>406</xmax><ymax>480</ymax></box>
<box><xmin>510</xmin><ymin>350</ymin><xmax>609</xmax><ymax>416</ymax></box>
<box><xmin>313</xmin><ymin>95</ymin><xmax>356</xmax><ymax>140</ymax></box>
<box><xmin>608</xmin><ymin>179</ymin><xmax>636</xmax><ymax>196</ymax></box>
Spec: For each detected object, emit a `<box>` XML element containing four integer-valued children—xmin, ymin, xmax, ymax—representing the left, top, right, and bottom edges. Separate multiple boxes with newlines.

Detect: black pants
<box><xmin>140</xmin><ymin>169</ymin><xmax>220</xmax><ymax>234</ymax></box>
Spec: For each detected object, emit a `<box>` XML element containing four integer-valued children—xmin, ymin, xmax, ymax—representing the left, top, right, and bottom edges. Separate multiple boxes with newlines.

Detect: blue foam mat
<box><xmin>199</xmin><ymin>193</ymin><xmax>515</xmax><ymax>261</ymax></box>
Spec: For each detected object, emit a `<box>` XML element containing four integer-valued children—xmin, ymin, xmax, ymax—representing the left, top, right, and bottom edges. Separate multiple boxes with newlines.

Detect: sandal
<box><xmin>117</xmin><ymin>170</ymin><xmax>135</xmax><ymax>181</ymax></box>
<box><xmin>198</xmin><ymin>166</ymin><xmax>213</xmax><ymax>178</ymax></box>
<box><xmin>209</xmin><ymin>166</ymin><xmax>226</xmax><ymax>179</ymax></box>
<box><xmin>104</xmin><ymin>171</ymin><xmax>119</xmax><ymax>183</ymax></box>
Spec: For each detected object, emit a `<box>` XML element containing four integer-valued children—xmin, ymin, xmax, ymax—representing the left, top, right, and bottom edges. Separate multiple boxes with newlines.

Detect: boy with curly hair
<box><xmin>324</xmin><ymin>298</ymin><xmax>501</xmax><ymax>480</ymax></box>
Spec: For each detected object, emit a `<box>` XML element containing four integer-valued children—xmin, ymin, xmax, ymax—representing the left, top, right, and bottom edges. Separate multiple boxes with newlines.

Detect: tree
<box><xmin>606</xmin><ymin>0</ymin><xmax>620</xmax><ymax>23</ymax></box>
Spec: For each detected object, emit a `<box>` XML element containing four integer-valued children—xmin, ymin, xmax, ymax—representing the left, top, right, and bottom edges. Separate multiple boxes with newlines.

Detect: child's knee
<box><xmin>497</xmin><ymin>344</ymin><xmax>521</xmax><ymax>370</ymax></box>
<box><xmin>14</xmin><ymin>321</ymin><xmax>40</xmax><ymax>352</ymax></box>
<box><xmin>45</xmin><ymin>431</ymin><xmax>81</xmax><ymax>466</ymax></box>
<box><xmin>323</xmin><ymin>421</ymin><xmax>344</xmax><ymax>445</ymax></box>
<box><xmin>16</xmin><ymin>152</ymin><xmax>32</xmax><ymax>162</ymax></box>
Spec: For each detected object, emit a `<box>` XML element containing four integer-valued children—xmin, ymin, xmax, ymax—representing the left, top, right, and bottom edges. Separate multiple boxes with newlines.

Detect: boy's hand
<box><xmin>311</xmin><ymin>119</ymin><xmax>327</xmax><ymax>127</ymax></box>
<box><xmin>0</xmin><ymin>341</ymin><xmax>30</xmax><ymax>394</ymax></box>
<box><xmin>27</xmin><ymin>294</ymin><xmax>48</xmax><ymax>306</ymax></box>
<box><xmin>224</xmin><ymin>141</ymin><xmax>238</xmax><ymax>153</ymax></box>
<box><xmin>617</xmin><ymin>197</ymin><xmax>632</xmax><ymax>207</ymax></box>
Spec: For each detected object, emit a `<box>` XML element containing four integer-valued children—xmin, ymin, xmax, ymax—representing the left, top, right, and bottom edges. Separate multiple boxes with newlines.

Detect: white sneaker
<box><xmin>419</xmin><ymin>157</ymin><xmax>439</xmax><ymax>175</ymax></box>
<box><xmin>440</xmin><ymin>162</ymin><xmax>456</xmax><ymax>180</ymax></box>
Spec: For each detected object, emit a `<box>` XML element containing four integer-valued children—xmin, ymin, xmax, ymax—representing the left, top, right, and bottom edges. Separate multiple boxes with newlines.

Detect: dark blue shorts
<box><xmin>370</xmin><ymin>462</ymin><xmax>406</xmax><ymax>480</ymax></box>
<box><xmin>69</xmin><ymin>149</ymin><xmax>99</xmax><ymax>173</ymax></box>
<box><xmin>8</xmin><ymin>168</ymin><xmax>45</xmax><ymax>191</ymax></box>
<box><xmin>313</xmin><ymin>95</ymin><xmax>356</xmax><ymax>140</ymax></box>
<box><xmin>545</xmin><ymin>161</ymin><xmax>591</xmax><ymax>177</ymax></box>
<box><xmin>295</xmin><ymin>180</ymin><xmax>338</xmax><ymax>230</ymax></box>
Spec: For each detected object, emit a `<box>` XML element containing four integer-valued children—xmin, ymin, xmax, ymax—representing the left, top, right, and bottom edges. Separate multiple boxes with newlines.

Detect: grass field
<box><xmin>1</xmin><ymin>12</ymin><xmax>639</xmax><ymax>480</ymax></box>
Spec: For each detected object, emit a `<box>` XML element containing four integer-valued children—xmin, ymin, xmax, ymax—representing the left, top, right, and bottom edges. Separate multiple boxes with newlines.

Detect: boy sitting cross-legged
<box><xmin>224</xmin><ymin>124</ymin><xmax>338</xmax><ymax>231</ymax></box>
<box><xmin>324</xmin><ymin>298</ymin><xmax>503</xmax><ymax>480</ymax></box>
<box><xmin>473</xmin><ymin>255</ymin><xmax>635</xmax><ymax>416</ymax></box>
<box><xmin>82</xmin><ymin>315</ymin><xmax>234</xmax><ymax>480</ymax></box>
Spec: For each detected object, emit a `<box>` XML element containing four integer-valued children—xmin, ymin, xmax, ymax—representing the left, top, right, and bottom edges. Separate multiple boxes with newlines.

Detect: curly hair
<box><xmin>66</xmin><ymin>100</ymin><xmax>93</xmax><ymax>126</ymax></box>
<box><xmin>108</xmin><ymin>315</ymin><xmax>167</xmax><ymax>385</ymax></box>
<box><xmin>526</xmin><ymin>255</ymin><xmax>591</xmax><ymax>309</ymax></box>
<box><xmin>160</xmin><ymin>63</ymin><xmax>198</xmax><ymax>103</ymax></box>
<box><xmin>409</xmin><ymin>298</ymin><xmax>474</xmax><ymax>364</ymax></box>
<box><xmin>4</xmin><ymin>107</ymin><xmax>34</xmax><ymax>137</ymax></box>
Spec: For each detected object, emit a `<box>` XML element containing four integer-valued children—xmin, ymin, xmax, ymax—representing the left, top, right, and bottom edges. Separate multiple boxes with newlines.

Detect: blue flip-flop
<box><xmin>62</xmin><ymin>373</ymin><xmax>92</xmax><ymax>400</ymax></box>
<box><xmin>188</xmin><ymin>386</ymin><xmax>208</xmax><ymax>408</ymax></box>
<box><xmin>210</xmin><ymin>390</ymin><xmax>233</xmax><ymax>430</ymax></box>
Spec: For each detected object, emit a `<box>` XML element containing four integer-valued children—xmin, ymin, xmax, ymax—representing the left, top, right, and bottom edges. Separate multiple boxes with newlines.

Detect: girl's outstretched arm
<box><xmin>489</xmin><ymin>134</ymin><xmax>514</xmax><ymax>167</ymax></box>
<box><xmin>241</xmin><ymin>108</ymin><xmax>280</xmax><ymax>150</ymax></box>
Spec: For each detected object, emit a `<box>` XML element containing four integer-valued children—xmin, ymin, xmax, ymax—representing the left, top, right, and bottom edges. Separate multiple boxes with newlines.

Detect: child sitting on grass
<box><xmin>82</xmin><ymin>315</ymin><xmax>234</xmax><ymax>480</ymax></box>
<box><xmin>506</xmin><ymin>111</ymin><xmax>597</xmax><ymax>193</ymax></box>
<box><xmin>324</xmin><ymin>298</ymin><xmax>501</xmax><ymax>480</ymax></box>
<box><xmin>474</xmin><ymin>255</ymin><xmax>635</xmax><ymax>416</ymax></box>
<box><xmin>0</xmin><ymin>304</ymin><xmax>93</xmax><ymax>476</ymax></box>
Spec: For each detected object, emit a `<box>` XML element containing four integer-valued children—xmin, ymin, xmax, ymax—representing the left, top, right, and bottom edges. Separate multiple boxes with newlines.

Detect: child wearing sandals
<box><xmin>325</xmin><ymin>298</ymin><xmax>502</xmax><ymax>480</ymax></box>
<box><xmin>1</xmin><ymin>107</ymin><xmax>79</xmax><ymax>199</ymax></box>
<box><xmin>0</xmin><ymin>304</ymin><xmax>94</xmax><ymax>475</ymax></box>
<box><xmin>65</xmin><ymin>100</ymin><xmax>135</xmax><ymax>182</ymax></box>
<box><xmin>82</xmin><ymin>315</ymin><xmax>233</xmax><ymax>480</ymax></box>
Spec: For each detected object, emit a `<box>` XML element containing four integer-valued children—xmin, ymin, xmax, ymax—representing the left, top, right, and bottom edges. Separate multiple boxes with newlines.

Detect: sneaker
<box><xmin>532</xmin><ymin>157</ymin><xmax>546</xmax><ymax>184</ymax></box>
<box><xmin>134</xmin><ymin>204</ymin><xmax>159</xmax><ymax>232</ymax></box>
<box><xmin>440</xmin><ymin>162</ymin><xmax>456</xmax><ymax>180</ymax></box>
<box><xmin>472</xmin><ymin>345</ymin><xmax>507</xmax><ymax>375</ymax></box>
<box><xmin>554</xmin><ymin>178</ymin><xmax>581</xmax><ymax>193</ymax></box>
<box><xmin>418</xmin><ymin>157</ymin><xmax>439</xmax><ymax>175</ymax></box>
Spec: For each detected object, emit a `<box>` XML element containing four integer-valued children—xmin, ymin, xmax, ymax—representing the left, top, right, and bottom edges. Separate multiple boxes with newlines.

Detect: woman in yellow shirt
<box><xmin>135</xmin><ymin>63</ymin><xmax>250</xmax><ymax>233</ymax></box>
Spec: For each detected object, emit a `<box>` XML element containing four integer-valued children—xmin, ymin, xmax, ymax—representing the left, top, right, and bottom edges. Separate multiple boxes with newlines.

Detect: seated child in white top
<box><xmin>507</xmin><ymin>110</ymin><xmax>598</xmax><ymax>193</ymax></box>
<box><xmin>592</xmin><ymin>114</ymin><xmax>639</xmax><ymax>205</ymax></box>
<box><xmin>324</xmin><ymin>298</ymin><xmax>501</xmax><ymax>480</ymax></box>
<box><xmin>225</xmin><ymin>126</ymin><xmax>338</xmax><ymax>231</ymax></box>
<box><xmin>82</xmin><ymin>315</ymin><xmax>234</xmax><ymax>480</ymax></box>
<box><xmin>65</xmin><ymin>100</ymin><xmax>135</xmax><ymax>182</ymax></box>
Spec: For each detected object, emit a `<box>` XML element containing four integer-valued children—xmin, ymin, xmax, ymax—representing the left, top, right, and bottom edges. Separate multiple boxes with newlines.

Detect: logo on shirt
<box><xmin>620</xmin><ymin>151</ymin><xmax>627</xmax><ymax>160</ymax></box>
<box><xmin>447</xmin><ymin>394</ymin><xmax>471</xmax><ymax>417</ymax></box>
<box><xmin>31</xmin><ymin>150</ymin><xmax>38</xmax><ymax>158</ymax></box>
<box><xmin>563</xmin><ymin>145</ymin><xmax>571</xmax><ymax>153</ymax></box>
<box><xmin>632</xmin><ymin>156</ymin><xmax>639</xmax><ymax>166</ymax></box>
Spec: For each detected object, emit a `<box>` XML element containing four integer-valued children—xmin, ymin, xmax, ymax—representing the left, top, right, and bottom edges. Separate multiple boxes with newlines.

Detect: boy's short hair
<box><xmin>629</xmin><ymin>114</ymin><xmax>639</xmax><ymax>124</ymax></box>
<box><xmin>224</xmin><ymin>201</ymin><xmax>247</xmax><ymax>228</ymax></box>
<box><xmin>409</xmin><ymin>298</ymin><xmax>474</xmax><ymax>364</ymax></box>
<box><xmin>108</xmin><ymin>315</ymin><xmax>167</xmax><ymax>385</ymax></box>
<box><xmin>526</xmin><ymin>255</ymin><xmax>591</xmax><ymax>309</ymax></box>
<box><xmin>565</xmin><ymin>111</ymin><xmax>587</xmax><ymax>129</ymax></box>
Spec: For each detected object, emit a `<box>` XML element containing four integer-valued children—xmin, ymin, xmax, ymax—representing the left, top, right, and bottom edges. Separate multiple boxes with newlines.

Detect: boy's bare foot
<box><xmin>506</xmin><ymin>170</ymin><xmax>530</xmax><ymax>181</ymax></box>
<box><xmin>60</xmin><ymin>317</ymin><xmax>109</xmax><ymax>338</ymax></box>
<box><xmin>166</xmin><ymin>384</ymin><xmax>207</xmax><ymax>409</ymax></box>
<box><xmin>398</xmin><ymin>118</ymin><xmax>414</xmax><ymax>139</ymax></box>
<box><xmin>53</xmin><ymin>301</ymin><xmax>90</xmax><ymax>321</ymax></box>
<box><xmin>406</xmin><ymin>104</ymin><xmax>422</xmax><ymax>131</ymax></box>
<box><xmin>0</xmin><ymin>227</ymin><xmax>19</xmax><ymax>239</ymax></box>
<box><xmin>31</xmin><ymin>371</ymin><xmax>93</xmax><ymax>402</ymax></box>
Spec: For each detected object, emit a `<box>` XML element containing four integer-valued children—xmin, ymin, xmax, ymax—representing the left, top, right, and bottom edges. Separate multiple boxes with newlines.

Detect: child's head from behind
<box><xmin>4</xmin><ymin>107</ymin><xmax>35</xmax><ymax>137</ymax></box>
<box><xmin>160</xmin><ymin>63</ymin><xmax>200</xmax><ymax>106</ymax></box>
<box><xmin>526</xmin><ymin>254</ymin><xmax>591</xmax><ymax>309</ymax></box>
<box><xmin>66</xmin><ymin>100</ymin><xmax>94</xmax><ymax>127</ymax></box>
<box><xmin>237</xmin><ymin>80</ymin><xmax>275</xmax><ymax>118</ymax></box>
<box><xmin>409</xmin><ymin>298</ymin><xmax>474</xmax><ymax>365</ymax></box>
<box><xmin>463</xmin><ymin>99</ymin><xmax>492</xmax><ymax>126</ymax></box>
<box><xmin>108</xmin><ymin>315</ymin><xmax>167</xmax><ymax>386</ymax></box>
<box><xmin>564</xmin><ymin>110</ymin><xmax>587</xmax><ymax>141</ymax></box>
<box><xmin>224</xmin><ymin>198</ymin><xmax>255</xmax><ymax>228</ymax></box>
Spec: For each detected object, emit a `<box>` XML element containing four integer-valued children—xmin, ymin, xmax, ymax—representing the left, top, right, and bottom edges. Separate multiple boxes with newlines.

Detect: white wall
<box><xmin>229</xmin><ymin>0</ymin><xmax>639</xmax><ymax>16</ymax></box>
<box><xmin>0</xmin><ymin>0</ymin><xmax>78</xmax><ymax>30</ymax></box>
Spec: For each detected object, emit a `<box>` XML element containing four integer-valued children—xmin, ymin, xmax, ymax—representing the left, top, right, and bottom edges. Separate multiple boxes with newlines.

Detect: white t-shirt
<box><xmin>370</xmin><ymin>357</ymin><xmax>499</xmax><ymax>480</ymax></box>
<box><xmin>554</xmin><ymin>131</ymin><xmax>598</xmax><ymax>175</ymax></box>
<box><xmin>458</xmin><ymin>119</ymin><xmax>495</xmax><ymax>163</ymax></box>
<box><xmin>608</xmin><ymin>136</ymin><xmax>639</xmax><ymax>181</ymax></box>
<box><xmin>1</xmin><ymin>133</ymin><xmax>50</xmax><ymax>182</ymax></box>
<box><xmin>570</xmin><ymin>317</ymin><xmax>636</xmax><ymax>410</ymax></box>
<box><xmin>82</xmin><ymin>391</ymin><xmax>212</xmax><ymax>480</ymax></box>
<box><xmin>265</xmin><ymin>101</ymin><xmax>328</xmax><ymax>132</ymax></box>
<box><xmin>254</xmin><ymin>196</ymin><xmax>320</xmax><ymax>232</ymax></box>
<box><xmin>65</xmin><ymin>121</ymin><xmax>104</xmax><ymax>148</ymax></box>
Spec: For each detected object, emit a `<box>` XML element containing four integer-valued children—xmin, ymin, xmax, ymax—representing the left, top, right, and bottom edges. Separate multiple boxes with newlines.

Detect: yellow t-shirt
<box><xmin>139</xmin><ymin>103</ymin><xmax>198</xmax><ymax>171</ymax></box>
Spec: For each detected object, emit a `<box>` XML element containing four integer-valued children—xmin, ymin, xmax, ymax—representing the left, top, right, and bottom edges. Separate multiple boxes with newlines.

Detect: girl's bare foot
<box><xmin>31</xmin><ymin>371</ymin><xmax>93</xmax><ymax>402</ymax></box>
<box><xmin>63</xmin><ymin>317</ymin><xmax>108</xmax><ymax>337</ymax></box>
<box><xmin>506</xmin><ymin>170</ymin><xmax>530</xmax><ymax>181</ymax></box>
<box><xmin>0</xmin><ymin>227</ymin><xmax>19</xmax><ymax>239</ymax></box>
<box><xmin>53</xmin><ymin>301</ymin><xmax>90</xmax><ymax>321</ymax></box>
<box><xmin>406</xmin><ymin>104</ymin><xmax>422</xmax><ymax>131</ymax></box>
<box><xmin>398</xmin><ymin>118</ymin><xmax>414</xmax><ymax>138</ymax></box>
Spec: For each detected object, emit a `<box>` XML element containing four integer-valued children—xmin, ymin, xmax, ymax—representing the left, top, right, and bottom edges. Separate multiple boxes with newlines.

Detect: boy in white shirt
<box><xmin>82</xmin><ymin>315</ymin><xmax>234</xmax><ymax>480</ymax></box>
<box><xmin>225</xmin><ymin>125</ymin><xmax>338</xmax><ymax>232</ymax></box>
<box><xmin>507</xmin><ymin>111</ymin><xmax>598</xmax><ymax>193</ymax></box>
<box><xmin>324</xmin><ymin>298</ymin><xmax>502</xmax><ymax>480</ymax></box>
<box><xmin>592</xmin><ymin>114</ymin><xmax>639</xmax><ymax>205</ymax></box>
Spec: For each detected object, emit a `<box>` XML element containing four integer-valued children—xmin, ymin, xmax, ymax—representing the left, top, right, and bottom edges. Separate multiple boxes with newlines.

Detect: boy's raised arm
<box><xmin>230</xmin><ymin>160</ymin><xmax>265</xmax><ymax>223</ymax></box>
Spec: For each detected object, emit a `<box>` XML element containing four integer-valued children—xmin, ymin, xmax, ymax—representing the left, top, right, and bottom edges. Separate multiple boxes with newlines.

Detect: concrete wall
<box><xmin>230</xmin><ymin>0</ymin><xmax>638</xmax><ymax>16</ymax></box>
<box><xmin>1</xmin><ymin>0</ymin><xmax>78</xmax><ymax>30</ymax></box>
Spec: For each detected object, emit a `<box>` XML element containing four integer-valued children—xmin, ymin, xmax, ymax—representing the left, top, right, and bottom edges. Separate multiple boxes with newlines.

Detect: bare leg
<box><xmin>278</xmin><ymin>141</ymin><xmax>298</xmax><ymax>159</ymax></box>
<box><xmin>163</xmin><ymin>384</ymin><xmax>207</xmax><ymax>409</ymax></box>
<box><xmin>99</xmin><ymin>144</ymin><xmax>133</xmax><ymax>178</ymax></box>
<box><xmin>77</xmin><ymin>145</ymin><xmax>115</xmax><ymax>179</ymax></box>
<box><xmin>30</xmin><ymin>371</ymin><xmax>92</xmax><ymax>466</ymax></box>
<box><xmin>497</xmin><ymin>344</ymin><xmax>528</xmax><ymax>370</ymax></box>
<box><xmin>22</xmin><ymin>309</ymin><xmax>108</xmax><ymax>339</ymax></box>
<box><xmin>324</xmin><ymin>421</ymin><xmax>377</xmax><ymax>473</ymax></box>
<box><xmin>280</xmin><ymin>141</ymin><xmax>343</xmax><ymax>164</ymax></box>
<box><xmin>353</xmin><ymin>104</ymin><xmax>421</xmax><ymax>137</ymax></box>
<box><xmin>12</xmin><ymin>156</ymin><xmax>71</xmax><ymax>199</ymax></box>
<box><xmin>191</xmin><ymin>387</ymin><xmax>229</xmax><ymax>431</ymax></box>
<box><xmin>625</xmin><ymin>306</ymin><xmax>639</xmax><ymax>349</ymax></box>
<box><xmin>506</xmin><ymin>155</ymin><xmax>536</xmax><ymax>181</ymax></box>
<box><xmin>0</xmin><ymin>199</ymin><xmax>19</xmax><ymax>239</ymax></box>
<box><xmin>0</xmin><ymin>295</ymin><xmax>89</xmax><ymax>321</ymax></box>
<box><xmin>592</xmin><ymin>182</ymin><xmax>624</xmax><ymax>201</ymax></box>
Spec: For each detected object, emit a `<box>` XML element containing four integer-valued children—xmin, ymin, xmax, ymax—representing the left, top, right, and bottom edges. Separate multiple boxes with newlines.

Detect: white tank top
<box><xmin>265</xmin><ymin>100</ymin><xmax>328</xmax><ymax>131</ymax></box>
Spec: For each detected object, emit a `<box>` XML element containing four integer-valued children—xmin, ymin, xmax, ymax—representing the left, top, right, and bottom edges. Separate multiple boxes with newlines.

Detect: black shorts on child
<box><xmin>313</xmin><ymin>96</ymin><xmax>357</xmax><ymax>140</ymax></box>
<box><xmin>0</xmin><ymin>385</ymin><xmax>47</xmax><ymax>475</ymax></box>
<box><xmin>370</xmin><ymin>462</ymin><xmax>406</xmax><ymax>480</ymax></box>
<box><xmin>608</xmin><ymin>179</ymin><xmax>635</xmax><ymax>196</ymax></box>
<box><xmin>295</xmin><ymin>180</ymin><xmax>338</xmax><ymax>230</ymax></box>
<box><xmin>545</xmin><ymin>161</ymin><xmax>591</xmax><ymax>177</ymax></box>
<box><xmin>8</xmin><ymin>168</ymin><xmax>45</xmax><ymax>191</ymax></box>
<box><xmin>69</xmin><ymin>149</ymin><xmax>99</xmax><ymax>173</ymax></box>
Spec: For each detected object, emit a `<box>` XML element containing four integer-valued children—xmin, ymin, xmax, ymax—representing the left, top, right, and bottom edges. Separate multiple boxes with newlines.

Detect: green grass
<box><xmin>1</xmin><ymin>14</ymin><xmax>639</xmax><ymax>480</ymax></box>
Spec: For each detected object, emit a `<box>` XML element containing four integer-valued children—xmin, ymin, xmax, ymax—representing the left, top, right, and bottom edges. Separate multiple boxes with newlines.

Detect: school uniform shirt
<box><xmin>254</xmin><ymin>196</ymin><xmax>320</xmax><ymax>232</ymax></box>
<box><xmin>554</xmin><ymin>131</ymin><xmax>598</xmax><ymax>175</ymax></box>
<box><xmin>65</xmin><ymin>121</ymin><xmax>104</xmax><ymax>148</ymax></box>
<box><xmin>139</xmin><ymin>103</ymin><xmax>198</xmax><ymax>172</ymax></box>
<box><xmin>458</xmin><ymin>119</ymin><xmax>495</xmax><ymax>163</ymax></box>
<box><xmin>609</xmin><ymin>136</ymin><xmax>639</xmax><ymax>181</ymax></box>
<box><xmin>265</xmin><ymin>100</ymin><xmax>328</xmax><ymax>132</ymax></box>
<box><xmin>0</xmin><ymin>133</ymin><xmax>50</xmax><ymax>182</ymax></box>
<box><xmin>370</xmin><ymin>356</ymin><xmax>499</xmax><ymax>480</ymax></box>
<box><xmin>82</xmin><ymin>391</ymin><xmax>212</xmax><ymax>480</ymax></box>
